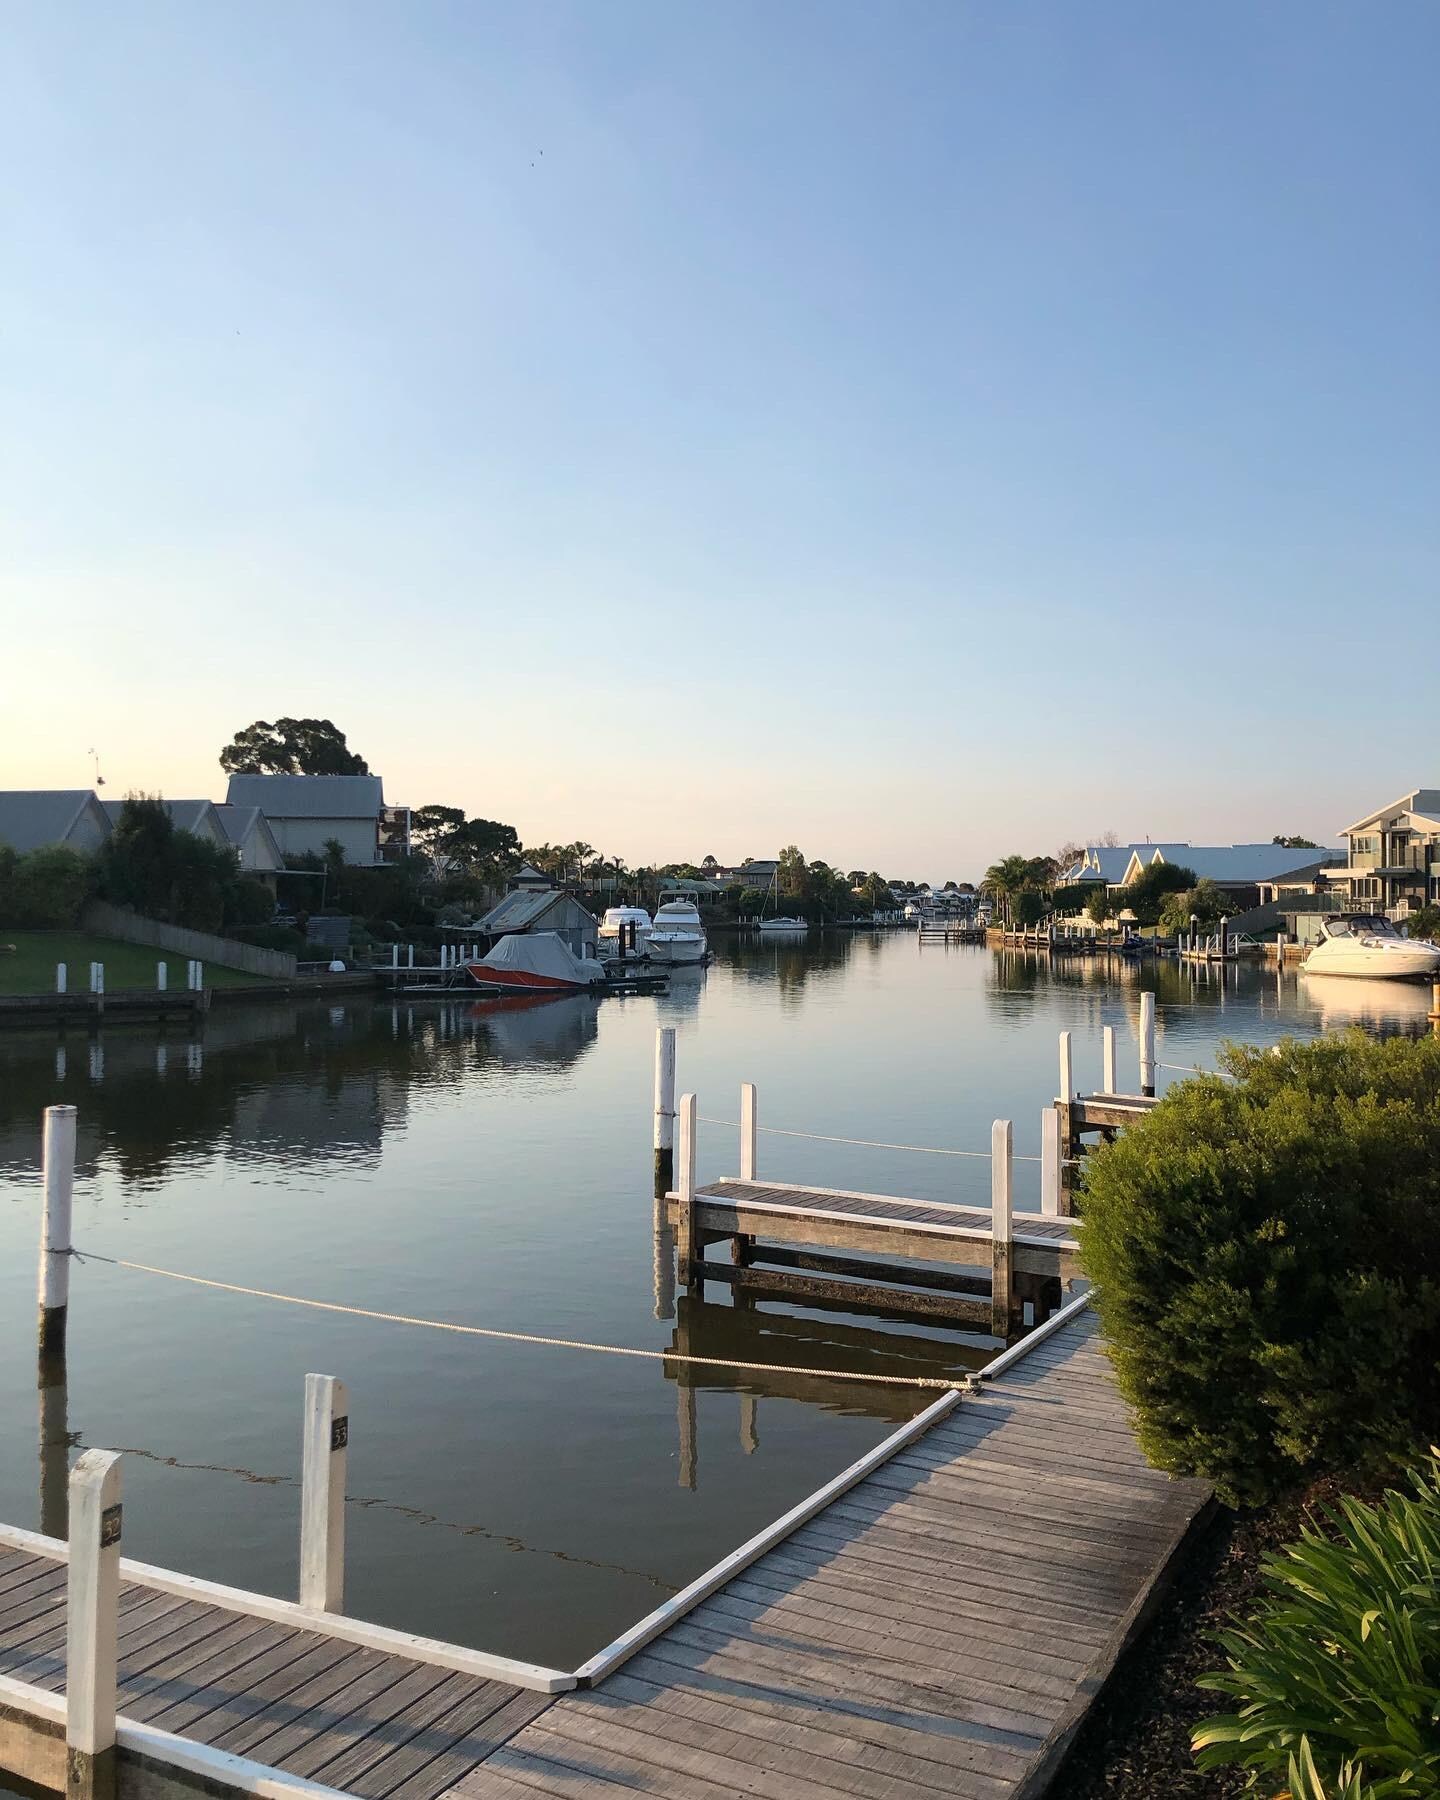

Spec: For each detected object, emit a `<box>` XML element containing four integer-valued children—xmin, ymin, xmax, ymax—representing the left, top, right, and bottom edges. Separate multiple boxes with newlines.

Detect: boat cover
<box><xmin>470</xmin><ymin>931</ymin><xmax>607</xmax><ymax>987</ymax></box>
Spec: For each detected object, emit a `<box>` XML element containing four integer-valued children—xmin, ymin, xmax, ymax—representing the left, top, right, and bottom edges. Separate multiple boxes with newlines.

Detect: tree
<box><xmin>1098</xmin><ymin>830</ymin><xmax>1122</xmax><ymax>848</ymax></box>
<box><xmin>1272</xmin><ymin>834</ymin><xmax>1319</xmax><ymax>849</ymax></box>
<box><xmin>450</xmin><ymin>819</ymin><xmax>521</xmax><ymax>883</ymax></box>
<box><xmin>1014</xmin><ymin>891</ymin><xmax>1047</xmax><ymax>927</ymax></box>
<box><xmin>1124</xmin><ymin>862</ymin><xmax>1196</xmax><ymax>926</ymax></box>
<box><xmin>982</xmin><ymin>855</ymin><xmax>1039</xmax><ymax>926</ymax></box>
<box><xmin>778</xmin><ymin>845</ymin><xmax>807</xmax><ymax>897</ymax></box>
<box><xmin>220</xmin><ymin>718</ymin><xmax>368</xmax><ymax>776</ymax></box>
<box><xmin>98</xmin><ymin>796</ymin><xmax>258</xmax><ymax>932</ymax></box>
<box><xmin>1085</xmin><ymin>885</ymin><xmax>1113</xmax><ymax>924</ymax></box>
<box><xmin>1055</xmin><ymin>841</ymin><xmax>1084</xmax><ymax>873</ymax></box>
<box><xmin>0</xmin><ymin>845</ymin><xmax>94</xmax><ymax>928</ymax></box>
<box><xmin>1160</xmin><ymin>879</ymin><xmax>1232</xmax><ymax>935</ymax></box>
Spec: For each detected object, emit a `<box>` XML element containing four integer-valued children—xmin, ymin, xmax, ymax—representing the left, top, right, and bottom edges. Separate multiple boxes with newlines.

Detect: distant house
<box><xmin>711</xmin><ymin>860</ymin><xmax>780</xmax><ymax>892</ymax></box>
<box><xmin>657</xmin><ymin>875</ymin><xmax>729</xmax><ymax>903</ymax></box>
<box><xmin>476</xmin><ymin>888</ymin><xmax>598</xmax><ymax>959</ymax></box>
<box><xmin>224</xmin><ymin>775</ymin><xmax>407</xmax><ymax>867</ymax></box>
<box><xmin>1063</xmin><ymin>841</ymin><xmax>1341</xmax><ymax>913</ymax></box>
<box><xmin>0</xmin><ymin>790</ymin><xmax>113</xmax><ymax>855</ymax></box>
<box><xmin>510</xmin><ymin>863</ymin><xmax>555</xmax><ymax>892</ymax></box>
<box><xmin>213</xmin><ymin>806</ymin><xmax>286</xmax><ymax>890</ymax></box>
<box><xmin>101</xmin><ymin>797</ymin><xmax>231</xmax><ymax>853</ymax></box>
<box><xmin>1327</xmin><ymin>788</ymin><xmax>1440</xmax><ymax>914</ymax></box>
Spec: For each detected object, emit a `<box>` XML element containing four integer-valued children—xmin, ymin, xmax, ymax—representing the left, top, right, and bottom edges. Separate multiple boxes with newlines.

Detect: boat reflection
<box><xmin>1301</xmin><ymin>974</ymin><xmax>1436</xmax><ymax>1035</ymax></box>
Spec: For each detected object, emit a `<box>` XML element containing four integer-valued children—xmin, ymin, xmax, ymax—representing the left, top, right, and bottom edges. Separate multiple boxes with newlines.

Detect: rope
<box><xmin>71</xmin><ymin>1251</ymin><xmax>962</xmax><ymax>1391</ymax></box>
<box><xmin>1154</xmin><ymin>1061</ymin><xmax>1236</xmax><ymax>1081</ymax></box>
<box><xmin>695</xmin><ymin>1117</ymin><xmax>1041</xmax><ymax>1162</ymax></box>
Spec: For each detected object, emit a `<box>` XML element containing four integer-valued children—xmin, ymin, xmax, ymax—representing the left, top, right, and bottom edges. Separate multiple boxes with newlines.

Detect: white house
<box><xmin>213</xmin><ymin>805</ymin><xmax>286</xmax><ymax>889</ymax></box>
<box><xmin>1327</xmin><ymin>788</ymin><xmax>1440</xmax><ymax>913</ymax></box>
<box><xmin>0</xmin><ymin>791</ymin><xmax>113</xmax><ymax>855</ymax></box>
<box><xmin>224</xmin><ymin>774</ymin><xmax>407</xmax><ymax>867</ymax></box>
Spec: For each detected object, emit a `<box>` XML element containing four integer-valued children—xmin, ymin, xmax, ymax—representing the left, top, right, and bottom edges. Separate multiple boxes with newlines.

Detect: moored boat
<box><xmin>647</xmin><ymin>893</ymin><xmax>708</xmax><ymax>965</ymax></box>
<box><xmin>1300</xmin><ymin>914</ymin><xmax>1440</xmax><ymax>980</ymax></box>
<box><xmin>757</xmin><ymin>916</ymin><xmax>809</xmax><ymax>933</ymax></box>
<box><xmin>598</xmin><ymin>905</ymin><xmax>653</xmax><ymax>953</ymax></box>
<box><xmin>465</xmin><ymin>931</ymin><xmax>608</xmax><ymax>993</ymax></box>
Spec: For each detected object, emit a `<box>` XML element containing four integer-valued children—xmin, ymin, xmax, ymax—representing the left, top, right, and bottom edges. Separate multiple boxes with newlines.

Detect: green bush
<box><xmin>1193</xmin><ymin>1452</ymin><xmax>1440</xmax><ymax>1796</ymax></box>
<box><xmin>0</xmin><ymin>845</ymin><xmax>95</xmax><ymax>928</ymax></box>
<box><xmin>1079</xmin><ymin>1032</ymin><xmax>1440</xmax><ymax>1506</ymax></box>
<box><xmin>1159</xmin><ymin>877</ymin><xmax>1232</xmax><ymax>935</ymax></box>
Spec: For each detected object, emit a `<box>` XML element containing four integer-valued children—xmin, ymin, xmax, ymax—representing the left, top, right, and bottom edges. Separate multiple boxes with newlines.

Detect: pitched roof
<box><xmin>225</xmin><ymin>774</ymin><xmax>384</xmax><ymax>817</ymax></box>
<box><xmin>478</xmin><ymin>889</ymin><xmax>588</xmax><ymax>933</ymax></box>
<box><xmin>1148</xmin><ymin>843</ymin><xmax>1340</xmax><ymax>883</ymax></box>
<box><xmin>0</xmin><ymin>790</ymin><xmax>108</xmax><ymax>852</ymax></box>
<box><xmin>213</xmin><ymin>805</ymin><xmax>284</xmax><ymax>864</ymax></box>
<box><xmin>100</xmin><ymin>798</ymin><xmax>224</xmax><ymax>840</ymax></box>
<box><xmin>1341</xmin><ymin>788</ymin><xmax>1440</xmax><ymax>835</ymax></box>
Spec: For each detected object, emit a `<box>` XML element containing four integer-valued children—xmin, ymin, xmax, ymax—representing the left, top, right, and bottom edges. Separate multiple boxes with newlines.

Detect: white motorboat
<box><xmin>598</xmin><ymin>905</ymin><xmax>652</xmax><ymax>952</ymax></box>
<box><xmin>1300</xmin><ymin>914</ymin><xmax>1440</xmax><ymax>981</ymax></box>
<box><xmin>647</xmin><ymin>894</ymin><xmax>708</xmax><ymax>965</ymax></box>
<box><xmin>757</xmin><ymin>916</ymin><xmax>808</xmax><ymax>934</ymax></box>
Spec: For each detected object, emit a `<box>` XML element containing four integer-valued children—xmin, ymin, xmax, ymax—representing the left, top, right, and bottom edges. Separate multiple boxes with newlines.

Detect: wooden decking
<box><xmin>445</xmin><ymin>1308</ymin><xmax>1211</xmax><ymax>1799</ymax></box>
<box><xmin>0</xmin><ymin>1549</ymin><xmax>555</xmax><ymax>1799</ymax></box>
<box><xmin>1</xmin><ymin>1308</ymin><xmax>1211</xmax><ymax>1800</ymax></box>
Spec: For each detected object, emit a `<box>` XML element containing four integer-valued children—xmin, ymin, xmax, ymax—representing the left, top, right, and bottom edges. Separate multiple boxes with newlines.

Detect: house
<box><xmin>510</xmin><ymin>863</ymin><xmax>556</xmax><ymax>892</ymax></box>
<box><xmin>223</xmin><ymin>775</ymin><xmax>407</xmax><ymax>867</ymax></box>
<box><xmin>657</xmin><ymin>875</ymin><xmax>729</xmax><ymax>904</ymax></box>
<box><xmin>711</xmin><ymin>860</ymin><xmax>780</xmax><ymax>892</ymax></box>
<box><xmin>1327</xmin><ymin>788</ymin><xmax>1440</xmax><ymax>914</ymax></box>
<box><xmin>101</xmin><ymin>797</ymin><xmax>232</xmax><ymax>853</ymax></box>
<box><xmin>1120</xmin><ymin>844</ymin><xmax>1343</xmax><ymax>912</ymax></box>
<box><xmin>475</xmin><ymin>888</ymin><xmax>599</xmax><ymax>959</ymax></box>
<box><xmin>0</xmin><ymin>790</ymin><xmax>113</xmax><ymax>855</ymax></box>
<box><xmin>213</xmin><ymin>806</ymin><xmax>286</xmax><ymax>890</ymax></box>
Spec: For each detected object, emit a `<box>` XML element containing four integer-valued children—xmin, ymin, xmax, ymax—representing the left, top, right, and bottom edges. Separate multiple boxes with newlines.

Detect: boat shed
<box><xmin>476</xmin><ymin>888</ymin><xmax>599</xmax><ymax>958</ymax></box>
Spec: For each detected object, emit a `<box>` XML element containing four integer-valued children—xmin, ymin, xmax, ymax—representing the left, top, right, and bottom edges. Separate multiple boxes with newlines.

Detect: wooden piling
<box><xmin>1102</xmin><ymin>1024</ymin><xmax>1117</xmax><ymax>1095</ymax></box>
<box><xmin>675</xmin><ymin>1092</ymin><xmax>697</xmax><ymax>1285</ymax></box>
<box><xmin>1139</xmin><ymin>991</ymin><xmax>1156</xmax><ymax>1096</ymax></box>
<box><xmin>739</xmin><ymin>1082</ymin><xmax>757</xmax><ymax>1183</ymax></box>
<box><xmin>38</xmin><ymin>1346</ymin><xmax>69</xmax><ymax>1540</ymax></box>
<box><xmin>1057</xmin><ymin>1030</ymin><xmax>1075</xmax><ymax>1211</ymax></box>
<box><xmin>300</xmin><ymin>1374</ymin><xmax>348</xmax><ymax>1613</ymax></box>
<box><xmin>38</xmin><ymin>1104</ymin><xmax>76</xmax><ymax>1353</ymax></box>
<box><xmin>66</xmin><ymin>1448</ymin><xmax>122</xmax><ymax>1800</ymax></box>
<box><xmin>990</xmin><ymin>1119</ymin><xmax>1013</xmax><ymax>1340</ymax></box>
<box><xmin>653</xmin><ymin>1027</ymin><xmax>676</xmax><ymax>1199</ymax></box>
<box><xmin>1040</xmin><ymin>1106</ymin><xmax>1061</xmax><ymax>1217</ymax></box>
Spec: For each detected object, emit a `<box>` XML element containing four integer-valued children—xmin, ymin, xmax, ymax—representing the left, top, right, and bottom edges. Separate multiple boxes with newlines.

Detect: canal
<box><xmin>0</xmin><ymin>933</ymin><xmax>1427</xmax><ymax>1667</ymax></box>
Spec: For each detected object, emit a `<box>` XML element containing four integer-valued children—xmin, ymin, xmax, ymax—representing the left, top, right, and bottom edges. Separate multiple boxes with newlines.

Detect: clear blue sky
<box><xmin>4</xmin><ymin>2</ymin><xmax>1436</xmax><ymax>877</ymax></box>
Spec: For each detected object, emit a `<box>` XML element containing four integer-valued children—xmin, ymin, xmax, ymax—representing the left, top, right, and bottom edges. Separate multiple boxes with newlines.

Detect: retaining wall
<box><xmin>81</xmin><ymin>902</ymin><xmax>296</xmax><ymax>979</ymax></box>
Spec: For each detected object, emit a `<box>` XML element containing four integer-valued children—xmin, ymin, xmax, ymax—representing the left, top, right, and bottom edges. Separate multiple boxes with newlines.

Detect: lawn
<box><xmin>0</xmin><ymin>932</ymin><xmax>276</xmax><ymax>995</ymax></box>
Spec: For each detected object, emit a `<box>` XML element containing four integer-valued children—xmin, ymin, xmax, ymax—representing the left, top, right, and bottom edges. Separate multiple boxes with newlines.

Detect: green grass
<box><xmin>0</xmin><ymin>932</ymin><xmax>277</xmax><ymax>995</ymax></box>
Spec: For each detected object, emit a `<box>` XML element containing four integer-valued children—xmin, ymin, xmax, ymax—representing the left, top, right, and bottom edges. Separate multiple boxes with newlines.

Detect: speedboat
<box><xmin>1300</xmin><ymin>915</ymin><xmax>1440</xmax><ymax>981</ymax></box>
<box><xmin>598</xmin><ymin>906</ymin><xmax>652</xmax><ymax>953</ymax></box>
<box><xmin>465</xmin><ymin>931</ymin><xmax>608</xmax><ymax>993</ymax></box>
<box><xmin>648</xmin><ymin>895</ymin><xmax>708</xmax><ymax>965</ymax></box>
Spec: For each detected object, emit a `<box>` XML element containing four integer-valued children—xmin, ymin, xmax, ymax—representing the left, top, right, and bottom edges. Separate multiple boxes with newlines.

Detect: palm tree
<box><xmin>982</xmin><ymin>854</ymin><xmax>1037</xmax><ymax>928</ymax></box>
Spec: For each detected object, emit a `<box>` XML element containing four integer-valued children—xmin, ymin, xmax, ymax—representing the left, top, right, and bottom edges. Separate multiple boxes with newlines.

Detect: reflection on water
<box><xmin>0</xmin><ymin>934</ymin><xmax>1432</xmax><ymax>1666</ymax></box>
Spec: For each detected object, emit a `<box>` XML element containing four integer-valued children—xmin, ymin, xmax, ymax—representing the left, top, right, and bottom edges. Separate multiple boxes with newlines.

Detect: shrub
<box><xmin>1013</xmin><ymin>890</ymin><xmax>1047</xmax><ymax>927</ymax></box>
<box><xmin>1</xmin><ymin>846</ymin><xmax>95</xmax><ymax>927</ymax></box>
<box><xmin>1193</xmin><ymin>1452</ymin><xmax>1440</xmax><ymax>1796</ymax></box>
<box><xmin>1159</xmin><ymin>878</ymin><xmax>1232</xmax><ymax>936</ymax></box>
<box><xmin>1079</xmin><ymin>1032</ymin><xmax>1440</xmax><ymax>1506</ymax></box>
<box><xmin>1125</xmin><ymin>860</ymin><xmax>1197</xmax><ymax>925</ymax></box>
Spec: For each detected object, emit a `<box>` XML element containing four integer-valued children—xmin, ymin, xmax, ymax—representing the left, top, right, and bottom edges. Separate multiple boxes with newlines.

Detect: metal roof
<box><xmin>100</xmin><ymin>798</ymin><xmax>224</xmax><ymax>840</ymax></box>
<box><xmin>225</xmin><ymin>774</ymin><xmax>385</xmax><ymax>818</ymax></box>
<box><xmin>1341</xmin><ymin>789</ymin><xmax>1440</xmax><ymax>835</ymax></box>
<box><xmin>0</xmin><ymin>790</ymin><xmax>108</xmax><ymax>852</ymax></box>
<box><xmin>1148</xmin><ymin>844</ymin><xmax>1340</xmax><ymax>883</ymax></box>
<box><xmin>478</xmin><ymin>889</ymin><xmax>595</xmax><ymax>933</ymax></box>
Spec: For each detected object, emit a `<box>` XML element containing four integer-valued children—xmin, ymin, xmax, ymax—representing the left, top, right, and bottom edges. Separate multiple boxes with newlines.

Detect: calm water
<box><xmin>0</xmin><ymin>933</ymin><xmax>1428</xmax><ymax>1667</ymax></box>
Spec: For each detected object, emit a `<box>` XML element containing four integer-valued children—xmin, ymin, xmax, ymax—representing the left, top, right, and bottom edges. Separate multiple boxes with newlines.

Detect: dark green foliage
<box><xmin>231</xmin><ymin>923</ymin><xmax>308</xmax><ymax>955</ymax></box>
<box><xmin>1405</xmin><ymin>905</ymin><xmax>1440</xmax><ymax>944</ymax></box>
<box><xmin>1159</xmin><ymin>877</ymin><xmax>1232</xmax><ymax>935</ymax></box>
<box><xmin>1080</xmin><ymin>1033</ymin><xmax>1440</xmax><ymax>1506</ymax></box>
<box><xmin>220</xmin><ymin>717</ymin><xmax>368</xmax><ymax>775</ymax></box>
<box><xmin>98</xmin><ymin>797</ymin><xmax>274</xmax><ymax>934</ymax></box>
<box><xmin>1050</xmin><ymin>882</ymin><xmax>1093</xmax><ymax>914</ymax></box>
<box><xmin>1194</xmin><ymin>1453</ymin><xmax>1440</xmax><ymax>1796</ymax></box>
<box><xmin>1013</xmin><ymin>890</ymin><xmax>1047</xmax><ymax>927</ymax></box>
<box><xmin>1124</xmin><ymin>860</ymin><xmax>1196</xmax><ymax>924</ymax></box>
<box><xmin>0</xmin><ymin>845</ymin><xmax>94</xmax><ymax>928</ymax></box>
<box><xmin>1273</xmin><ymin>834</ymin><xmax>1321</xmax><ymax>849</ymax></box>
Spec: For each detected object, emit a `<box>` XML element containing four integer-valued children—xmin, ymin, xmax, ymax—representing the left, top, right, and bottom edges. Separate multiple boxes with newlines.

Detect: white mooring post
<box><xmin>1139</xmin><ymin>990</ymin><xmax>1156</xmax><ymax>1096</ymax></box>
<box><xmin>300</xmin><ymin>1373</ymin><xmax>348</xmax><ymax>1613</ymax></box>
<box><xmin>67</xmin><ymin>1447</ymin><xmax>122</xmax><ymax>1800</ymax></box>
<box><xmin>739</xmin><ymin>1082</ymin><xmax>758</xmax><ymax>1182</ymax></box>
<box><xmin>990</xmin><ymin>1119</ymin><xmax>1014</xmax><ymax>1340</ymax></box>
<box><xmin>1102</xmin><ymin>1024</ymin><xmax>1117</xmax><ymax>1096</ymax></box>
<box><xmin>1058</xmin><ymin>1029</ymin><xmax>1074</xmax><ymax>1103</ymax></box>
<box><xmin>38</xmin><ymin>1104</ymin><xmax>77</xmax><ymax>1352</ymax></box>
<box><xmin>406</xmin><ymin>944</ymin><xmax>415</xmax><ymax>970</ymax></box>
<box><xmin>653</xmin><ymin>1026</ymin><xmax>676</xmax><ymax>1198</ymax></box>
<box><xmin>156</xmin><ymin>960</ymin><xmax>167</xmax><ymax>993</ymax></box>
<box><xmin>1040</xmin><ymin>1106</ymin><xmax>1061</xmax><ymax>1217</ymax></box>
<box><xmin>56</xmin><ymin>962</ymin><xmax>68</xmax><ymax>995</ymax></box>
<box><xmin>390</xmin><ymin>943</ymin><xmax>399</xmax><ymax>970</ymax></box>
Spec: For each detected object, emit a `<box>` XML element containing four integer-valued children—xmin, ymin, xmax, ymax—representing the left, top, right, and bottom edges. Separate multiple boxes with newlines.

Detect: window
<box><xmin>1350</xmin><ymin>834</ymin><xmax>1380</xmax><ymax>858</ymax></box>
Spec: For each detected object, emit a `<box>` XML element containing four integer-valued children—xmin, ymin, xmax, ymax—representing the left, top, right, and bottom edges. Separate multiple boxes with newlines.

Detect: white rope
<box><xmin>72</xmin><ymin>1251</ymin><xmax>961</xmax><ymax>1391</ymax></box>
<box><xmin>1154</xmin><ymin>1061</ymin><xmax>1237</xmax><ymax>1081</ymax></box>
<box><xmin>695</xmin><ymin>1117</ymin><xmax>1041</xmax><ymax>1162</ymax></box>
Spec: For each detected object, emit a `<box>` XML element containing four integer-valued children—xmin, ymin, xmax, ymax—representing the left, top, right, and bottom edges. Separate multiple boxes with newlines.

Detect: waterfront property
<box><xmin>475</xmin><ymin>886</ymin><xmax>600</xmax><ymax>959</ymax></box>
<box><xmin>223</xmin><ymin>774</ymin><xmax>411</xmax><ymax>868</ymax></box>
<box><xmin>1063</xmin><ymin>841</ymin><xmax>1342</xmax><ymax>912</ymax></box>
<box><xmin>1325</xmin><ymin>786</ymin><xmax>1440</xmax><ymax>914</ymax></box>
<box><xmin>0</xmin><ymin>791</ymin><xmax>114</xmax><ymax>856</ymax></box>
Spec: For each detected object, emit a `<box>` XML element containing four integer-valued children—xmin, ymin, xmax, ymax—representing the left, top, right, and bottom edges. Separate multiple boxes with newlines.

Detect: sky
<box><xmin>2</xmin><ymin>2</ymin><xmax>1437</xmax><ymax>880</ymax></box>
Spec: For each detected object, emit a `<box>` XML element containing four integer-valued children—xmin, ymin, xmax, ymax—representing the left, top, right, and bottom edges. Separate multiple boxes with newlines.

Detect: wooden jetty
<box><xmin>0</xmin><ymin>1303</ymin><xmax>1211</xmax><ymax>1800</ymax></box>
<box><xmin>916</xmin><ymin>919</ymin><xmax>985</xmax><ymax>944</ymax></box>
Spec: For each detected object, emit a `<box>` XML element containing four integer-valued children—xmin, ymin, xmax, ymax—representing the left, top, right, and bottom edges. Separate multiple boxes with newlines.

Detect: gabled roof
<box><xmin>478</xmin><ymin>889</ymin><xmax>595</xmax><ymax>933</ymax></box>
<box><xmin>213</xmin><ymin>805</ymin><xmax>284</xmax><ymax>866</ymax></box>
<box><xmin>1147</xmin><ymin>843</ymin><xmax>1340</xmax><ymax>884</ymax></box>
<box><xmin>0</xmin><ymin>790</ymin><xmax>110</xmax><ymax>852</ymax></box>
<box><xmin>225</xmin><ymin>774</ymin><xmax>385</xmax><ymax>817</ymax></box>
<box><xmin>1342</xmin><ymin>789</ymin><xmax>1440</xmax><ymax>835</ymax></box>
<box><xmin>100</xmin><ymin>797</ymin><xmax>227</xmax><ymax>842</ymax></box>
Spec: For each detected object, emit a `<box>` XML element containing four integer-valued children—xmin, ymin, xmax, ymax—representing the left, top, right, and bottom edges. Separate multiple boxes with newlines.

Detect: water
<box><xmin>0</xmin><ymin>934</ymin><xmax>1428</xmax><ymax>1667</ymax></box>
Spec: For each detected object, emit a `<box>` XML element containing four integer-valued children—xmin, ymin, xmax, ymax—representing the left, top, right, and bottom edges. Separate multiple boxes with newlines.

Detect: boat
<box><xmin>598</xmin><ymin>905</ymin><xmax>652</xmax><ymax>953</ymax></box>
<box><xmin>464</xmin><ymin>931</ymin><xmax>608</xmax><ymax>993</ymax></box>
<box><xmin>1299</xmin><ymin>914</ymin><xmax>1440</xmax><ymax>981</ymax></box>
<box><xmin>757</xmin><ymin>916</ymin><xmax>809</xmax><ymax>934</ymax></box>
<box><xmin>647</xmin><ymin>892</ymin><xmax>708</xmax><ymax>965</ymax></box>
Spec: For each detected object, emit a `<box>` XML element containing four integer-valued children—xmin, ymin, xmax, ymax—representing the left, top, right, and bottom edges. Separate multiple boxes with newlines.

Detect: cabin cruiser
<box><xmin>598</xmin><ymin>905</ymin><xmax>652</xmax><ymax>953</ymax></box>
<box><xmin>647</xmin><ymin>893</ymin><xmax>708</xmax><ymax>965</ymax></box>
<box><xmin>1300</xmin><ymin>914</ymin><xmax>1440</xmax><ymax>981</ymax></box>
